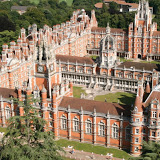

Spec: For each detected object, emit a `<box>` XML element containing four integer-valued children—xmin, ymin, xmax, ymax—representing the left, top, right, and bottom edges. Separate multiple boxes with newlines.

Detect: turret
<box><xmin>1</xmin><ymin>51</ymin><xmax>7</xmax><ymax>63</ymax></box>
<box><xmin>21</xmin><ymin>28</ymin><xmax>26</xmax><ymax>42</ymax></box>
<box><xmin>130</xmin><ymin>82</ymin><xmax>144</xmax><ymax>156</ymax></box>
<box><xmin>90</xmin><ymin>10</ymin><xmax>98</xmax><ymax>27</ymax></box>
<box><xmin>145</xmin><ymin>82</ymin><xmax>151</xmax><ymax>94</ymax></box>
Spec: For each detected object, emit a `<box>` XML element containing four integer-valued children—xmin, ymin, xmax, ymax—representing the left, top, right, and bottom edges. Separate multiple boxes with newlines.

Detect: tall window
<box><xmin>125</xmin><ymin>126</ymin><xmax>131</xmax><ymax>141</ymax></box>
<box><xmin>5</xmin><ymin>106</ymin><xmax>11</xmax><ymax>119</ymax></box>
<box><xmin>49</xmin><ymin>112</ymin><xmax>52</xmax><ymax>119</ymax></box>
<box><xmin>112</xmin><ymin>123</ymin><xmax>118</xmax><ymax>139</ymax></box>
<box><xmin>49</xmin><ymin>121</ymin><xmax>53</xmax><ymax>127</ymax></box>
<box><xmin>152</xmin><ymin>111</ymin><xmax>157</xmax><ymax>118</ymax></box>
<box><xmin>135</xmin><ymin>147</ymin><xmax>139</xmax><ymax>152</ymax></box>
<box><xmin>135</xmin><ymin>138</ymin><xmax>139</xmax><ymax>143</ymax></box>
<box><xmin>135</xmin><ymin>129</ymin><xmax>139</xmax><ymax>134</ymax></box>
<box><xmin>86</xmin><ymin>119</ymin><xmax>92</xmax><ymax>134</ymax></box>
<box><xmin>73</xmin><ymin>117</ymin><xmax>79</xmax><ymax>132</ymax></box>
<box><xmin>61</xmin><ymin>115</ymin><xmax>67</xmax><ymax>130</ymax></box>
<box><xmin>118</xmin><ymin>43</ymin><xmax>121</xmax><ymax>49</ymax></box>
<box><xmin>98</xmin><ymin>121</ymin><xmax>105</xmax><ymax>136</ymax></box>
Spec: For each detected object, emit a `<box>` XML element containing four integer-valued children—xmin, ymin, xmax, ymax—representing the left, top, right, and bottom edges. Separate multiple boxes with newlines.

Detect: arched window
<box><xmin>61</xmin><ymin>115</ymin><xmax>67</xmax><ymax>130</ymax></box>
<box><xmin>73</xmin><ymin>117</ymin><xmax>79</xmax><ymax>132</ymax></box>
<box><xmin>5</xmin><ymin>106</ymin><xmax>11</xmax><ymax>119</ymax></box>
<box><xmin>98</xmin><ymin>121</ymin><xmax>105</xmax><ymax>136</ymax></box>
<box><xmin>86</xmin><ymin>119</ymin><xmax>92</xmax><ymax>134</ymax></box>
<box><xmin>125</xmin><ymin>126</ymin><xmax>131</xmax><ymax>141</ymax></box>
<box><xmin>112</xmin><ymin>123</ymin><xmax>119</xmax><ymax>139</ymax></box>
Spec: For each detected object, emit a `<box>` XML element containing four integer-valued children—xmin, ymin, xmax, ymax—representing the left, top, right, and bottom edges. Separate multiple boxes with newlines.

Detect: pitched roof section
<box><xmin>56</xmin><ymin>55</ymin><xmax>95</xmax><ymax>65</ymax></box>
<box><xmin>144</xmin><ymin>85</ymin><xmax>160</xmax><ymax>107</ymax></box>
<box><xmin>0</xmin><ymin>88</ymin><xmax>18</xmax><ymax>98</ymax></box>
<box><xmin>117</xmin><ymin>62</ymin><xmax>160</xmax><ymax>71</ymax></box>
<box><xmin>59</xmin><ymin>96</ymin><xmax>131</xmax><ymax>117</ymax></box>
<box><xmin>94</xmin><ymin>3</ymin><xmax>103</xmax><ymax>9</ymax></box>
<box><xmin>11</xmin><ymin>6</ymin><xmax>28</xmax><ymax>11</ymax></box>
<box><xmin>144</xmin><ymin>91</ymin><xmax>160</xmax><ymax>107</ymax></box>
<box><xmin>91</xmin><ymin>27</ymin><xmax>126</xmax><ymax>34</ymax></box>
<box><xmin>153</xmin><ymin>31</ymin><xmax>160</xmax><ymax>37</ymax></box>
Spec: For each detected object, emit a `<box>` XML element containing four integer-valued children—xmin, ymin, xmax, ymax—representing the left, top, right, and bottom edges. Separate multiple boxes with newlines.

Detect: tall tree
<box><xmin>0</xmin><ymin>94</ymin><xmax>63</xmax><ymax>160</ymax></box>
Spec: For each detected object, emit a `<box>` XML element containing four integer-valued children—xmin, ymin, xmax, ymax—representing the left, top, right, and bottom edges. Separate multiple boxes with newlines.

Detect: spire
<box><xmin>145</xmin><ymin>81</ymin><xmax>151</xmax><ymax>93</ymax></box>
<box><xmin>134</xmin><ymin>91</ymin><xmax>143</xmax><ymax>112</ymax></box>
<box><xmin>106</xmin><ymin>23</ymin><xmax>110</xmax><ymax>34</ymax></box>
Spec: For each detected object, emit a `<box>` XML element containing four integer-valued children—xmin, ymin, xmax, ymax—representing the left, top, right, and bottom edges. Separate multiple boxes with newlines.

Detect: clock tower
<box><xmin>35</xmin><ymin>38</ymin><xmax>60</xmax><ymax>98</ymax></box>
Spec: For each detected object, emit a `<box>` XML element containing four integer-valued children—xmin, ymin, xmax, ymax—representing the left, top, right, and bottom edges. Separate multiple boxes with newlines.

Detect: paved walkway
<box><xmin>61</xmin><ymin>147</ymin><xmax>124</xmax><ymax>160</ymax></box>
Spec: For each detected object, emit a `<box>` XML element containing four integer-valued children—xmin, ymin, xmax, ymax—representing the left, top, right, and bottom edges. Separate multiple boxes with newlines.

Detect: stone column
<box><xmin>75</xmin><ymin>61</ymin><xmax>77</xmax><ymax>72</ymax></box>
<box><xmin>11</xmin><ymin>99</ymin><xmax>14</xmax><ymax>117</ymax></box>
<box><xmin>80</xmin><ymin>107</ymin><xmax>84</xmax><ymax>142</ymax></box>
<box><xmin>119</xmin><ymin>112</ymin><xmax>123</xmax><ymax>149</ymax></box>
<box><xmin>106</xmin><ymin>111</ymin><xmax>110</xmax><ymax>147</ymax></box>
<box><xmin>93</xmin><ymin>109</ymin><xmax>96</xmax><ymax>144</ymax></box>
<box><xmin>0</xmin><ymin>96</ymin><xmax>6</xmax><ymax>127</ymax></box>
<box><xmin>68</xmin><ymin>105</ymin><xmax>71</xmax><ymax>139</ymax></box>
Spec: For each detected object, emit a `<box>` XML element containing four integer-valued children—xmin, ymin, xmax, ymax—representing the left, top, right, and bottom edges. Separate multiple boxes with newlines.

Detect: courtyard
<box><xmin>73</xmin><ymin>86</ymin><xmax>136</xmax><ymax>106</ymax></box>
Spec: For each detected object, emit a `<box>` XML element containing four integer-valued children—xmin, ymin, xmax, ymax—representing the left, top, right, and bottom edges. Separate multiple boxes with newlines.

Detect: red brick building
<box><xmin>0</xmin><ymin>0</ymin><xmax>160</xmax><ymax>156</ymax></box>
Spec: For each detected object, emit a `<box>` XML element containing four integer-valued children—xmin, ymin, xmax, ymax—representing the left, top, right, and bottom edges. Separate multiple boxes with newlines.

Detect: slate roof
<box><xmin>59</xmin><ymin>96</ymin><xmax>131</xmax><ymax>117</ymax></box>
<box><xmin>56</xmin><ymin>55</ymin><xmax>95</xmax><ymax>65</ymax></box>
<box><xmin>91</xmin><ymin>27</ymin><xmax>126</xmax><ymax>34</ymax></box>
<box><xmin>117</xmin><ymin>62</ymin><xmax>160</xmax><ymax>71</ymax></box>
<box><xmin>0</xmin><ymin>88</ymin><xmax>18</xmax><ymax>98</ymax></box>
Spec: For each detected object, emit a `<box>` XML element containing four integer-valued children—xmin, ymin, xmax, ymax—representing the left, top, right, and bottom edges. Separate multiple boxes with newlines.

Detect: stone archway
<box><xmin>138</xmin><ymin>54</ymin><xmax>142</xmax><ymax>59</ymax></box>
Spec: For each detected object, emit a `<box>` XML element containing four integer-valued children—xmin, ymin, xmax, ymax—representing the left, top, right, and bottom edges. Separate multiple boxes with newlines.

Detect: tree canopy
<box><xmin>129</xmin><ymin>141</ymin><xmax>160</xmax><ymax>160</ymax></box>
<box><xmin>0</xmin><ymin>95</ymin><xmax>63</xmax><ymax>160</ymax></box>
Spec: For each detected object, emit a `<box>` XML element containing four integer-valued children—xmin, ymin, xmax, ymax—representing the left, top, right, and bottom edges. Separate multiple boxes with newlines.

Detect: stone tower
<box><xmin>99</xmin><ymin>23</ymin><xmax>117</xmax><ymax>76</ymax></box>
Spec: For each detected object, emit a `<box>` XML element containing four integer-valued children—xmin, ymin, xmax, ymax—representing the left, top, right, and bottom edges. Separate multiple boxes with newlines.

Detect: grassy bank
<box><xmin>56</xmin><ymin>139</ymin><xmax>131</xmax><ymax>159</ymax></box>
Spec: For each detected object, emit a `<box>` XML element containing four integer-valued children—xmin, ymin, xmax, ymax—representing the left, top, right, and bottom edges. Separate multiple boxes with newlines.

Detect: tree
<box><xmin>101</xmin><ymin>3</ymin><xmax>108</xmax><ymax>14</ymax></box>
<box><xmin>129</xmin><ymin>141</ymin><xmax>160</xmax><ymax>160</ymax></box>
<box><xmin>109</xmin><ymin>1</ymin><xmax>120</xmax><ymax>13</ymax></box>
<box><xmin>0</xmin><ymin>94</ymin><xmax>63</xmax><ymax>160</ymax></box>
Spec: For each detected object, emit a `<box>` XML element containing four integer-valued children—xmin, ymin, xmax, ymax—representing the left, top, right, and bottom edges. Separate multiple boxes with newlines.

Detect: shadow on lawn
<box><xmin>117</xmin><ymin>92</ymin><xmax>136</xmax><ymax>106</ymax></box>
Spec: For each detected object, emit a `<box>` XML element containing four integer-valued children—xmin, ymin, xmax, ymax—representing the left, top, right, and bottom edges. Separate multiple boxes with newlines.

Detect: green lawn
<box><xmin>94</xmin><ymin>92</ymin><xmax>136</xmax><ymax>106</ymax></box>
<box><xmin>56</xmin><ymin>139</ymin><xmax>131</xmax><ymax>159</ymax></box>
<box><xmin>0</xmin><ymin>127</ymin><xmax>7</xmax><ymax>134</ymax></box>
<box><xmin>59</xmin><ymin>0</ymin><xmax>73</xmax><ymax>6</ymax></box>
<box><xmin>119</xmin><ymin>57</ymin><xmax>133</xmax><ymax>62</ymax></box>
<box><xmin>73</xmin><ymin>86</ymin><xmax>87</xmax><ymax>98</ymax></box>
<box><xmin>140</xmin><ymin>60</ymin><xmax>160</xmax><ymax>64</ymax></box>
<box><xmin>90</xmin><ymin>55</ymin><xmax>99</xmax><ymax>60</ymax></box>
